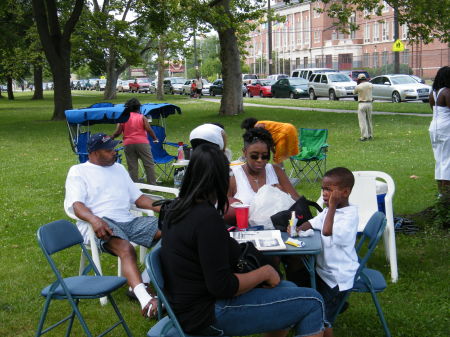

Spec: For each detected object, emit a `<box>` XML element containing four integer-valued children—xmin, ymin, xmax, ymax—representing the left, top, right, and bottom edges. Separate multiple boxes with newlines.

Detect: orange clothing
<box><xmin>258</xmin><ymin>120</ymin><xmax>299</xmax><ymax>163</ymax></box>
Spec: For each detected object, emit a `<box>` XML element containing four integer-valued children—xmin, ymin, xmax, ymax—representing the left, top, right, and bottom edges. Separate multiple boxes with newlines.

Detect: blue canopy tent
<box><xmin>65</xmin><ymin>102</ymin><xmax>181</xmax><ymax>163</ymax></box>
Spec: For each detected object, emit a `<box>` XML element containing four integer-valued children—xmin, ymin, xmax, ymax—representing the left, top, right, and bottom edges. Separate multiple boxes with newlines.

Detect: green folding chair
<box><xmin>36</xmin><ymin>220</ymin><xmax>133</xmax><ymax>337</ymax></box>
<box><xmin>289</xmin><ymin>128</ymin><xmax>328</xmax><ymax>183</ymax></box>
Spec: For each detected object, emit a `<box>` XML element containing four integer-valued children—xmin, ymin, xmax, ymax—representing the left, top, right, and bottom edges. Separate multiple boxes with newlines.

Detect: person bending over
<box><xmin>64</xmin><ymin>133</ymin><xmax>160</xmax><ymax>318</ymax></box>
<box><xmin>298</xmin><ymin>167</ymin><xmax>359</xmax><ymax>337</ymax></box>
<box><xmin>161</xmin><ymin>143</ymin><xmax>329</xmax><ymax>337</ymax></box>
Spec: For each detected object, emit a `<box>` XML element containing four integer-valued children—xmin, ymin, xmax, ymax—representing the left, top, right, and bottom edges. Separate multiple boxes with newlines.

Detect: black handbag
<box><xmin>270</xmin><ymin>195</ymin><xmax>323</xmax><ymax>232</ymax></box>
<box><xmin>235</xmin><ymin>241</ymin><xmax>269</xmax><ymax>273</ymax></box>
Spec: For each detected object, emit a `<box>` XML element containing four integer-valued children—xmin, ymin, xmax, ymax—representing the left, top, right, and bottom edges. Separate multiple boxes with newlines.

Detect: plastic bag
<box><xmin>249</xmin><ymin>185</ymin><xmax>295</xmax><ymax>230</ymax></box>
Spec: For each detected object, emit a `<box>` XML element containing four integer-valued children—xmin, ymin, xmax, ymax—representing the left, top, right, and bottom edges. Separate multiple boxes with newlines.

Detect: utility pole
<box><xmin>268</xmin><ymin>0</ymin><xmax>273</xmax><ymax>75</ymax></box>
<box><xmin>193</xmin><ymin>28</ymin><xmax>199</xmax><ymax>78</ymax></box>
<box><xmin>393</xmin><ymin>7</ymin><xmax>400</xmax><ymax>74</ymax></box>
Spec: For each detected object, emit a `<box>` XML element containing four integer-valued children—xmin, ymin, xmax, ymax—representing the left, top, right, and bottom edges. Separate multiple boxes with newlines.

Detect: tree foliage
<box><xmin>284</xmin><ymin>0</ymin><xmax>450</xmax><ymax>43</ymax></box>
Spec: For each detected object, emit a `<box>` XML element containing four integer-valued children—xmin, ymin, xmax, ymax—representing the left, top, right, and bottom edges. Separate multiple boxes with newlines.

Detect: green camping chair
<box><xmin>289</xmin><ymin>128</ymin><xmax>328</xmax><ymax>183</ymax></box>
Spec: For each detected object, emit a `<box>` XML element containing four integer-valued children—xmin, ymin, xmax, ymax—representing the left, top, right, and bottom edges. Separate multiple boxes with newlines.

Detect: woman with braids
<box><xmin>228</xmin><ymin>128</ymin><xmax>299</xmax><ymax>206</ymax></box>
<box><xmin>160</xmin><ymin>143</ymin><xmax>329</xmax><ymax>337</ymax></box>
<box><xmin>429</xmin><ymin>66</ymin><xmax>450</xmax><ymax>199</ymax></box>
<box><xmin>241</xmin><ymin>117</ymin><xmax>299</xmax><ymax>166</ymax></box>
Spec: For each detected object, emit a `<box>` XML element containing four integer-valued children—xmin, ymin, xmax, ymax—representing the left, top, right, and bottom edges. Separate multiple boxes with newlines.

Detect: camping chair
<box><xmin>146</xmin><ymin>247</ymin><xmax>229</xmax><ymax>337</ymax></box>
<box><xmin>331</xmin><ymin>212</ymin><xmax>392</xmax><ymax>337</ymax></box>
<box><xmin>36</xmin><ymin>220</ymin><xmax>132</xmax><ymax>337</ymax></box>
<box><xmin>149</xmin><ymin>125</ymin><xmax>178</xmax><ymax>182</ymax></box>
<box><xmin>289</xmin><ymin>128</ymin><xmax>328</xmax><ymax>183</ymax></box>
<box><xmin>317</xmin><ymin>171</ymin><xmax>398</xmax><ymax>283</ymax></box>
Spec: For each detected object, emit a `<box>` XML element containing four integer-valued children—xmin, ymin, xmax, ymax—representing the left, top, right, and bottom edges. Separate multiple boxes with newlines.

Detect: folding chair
<box><xmin>146</xmin><ymin>247</ymin><xmax>229</xmax><ymax>337</ymax></box>
<box><xmin>36</xmin><ymin>220</ymin><xmax>133</xmax><ymax>337</ymax></box>
<box><xmin>331</xmin><ymin>211</ymin><xmax>392</xmax><ymax>337</ymax></box>
<box><xmin>150</xmin><ymin>125</ymin><xmax>177</xmax><ymax>182</ymax></box>
<box><xmin>289</xmin><ymin>128</ymin><xmax>328</xmax><ymax>183</ymax></box>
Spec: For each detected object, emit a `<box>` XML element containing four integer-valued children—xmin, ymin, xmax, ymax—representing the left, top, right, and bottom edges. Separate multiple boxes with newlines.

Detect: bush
<box><xmin>362</xmin><ymin>64</ymin><xmax>413</xmax><ymax>77</ymax></box>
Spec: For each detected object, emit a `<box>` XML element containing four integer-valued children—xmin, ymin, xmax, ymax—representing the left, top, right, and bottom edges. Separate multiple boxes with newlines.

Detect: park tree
<box><xmin>32</xmin><ymin>0</ymin><xmax>84</xmax><ymax>120</ymax></box>
<box><xmin>284</xmin><ymin>0</ymin><xmax>450</xmax><ymax>43</ymax></box>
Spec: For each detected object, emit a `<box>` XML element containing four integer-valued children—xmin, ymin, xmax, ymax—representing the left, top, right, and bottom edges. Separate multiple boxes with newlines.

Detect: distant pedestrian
<box><xmin>429</xmin><ymin>66</ymin><xmax>450</xmax><ymax>199</ymax></box>
<box><xmin>353</xmin><ymin>73</ymin><xmax>374</xmax><ymax>141</ymax></box>
<box><xmin>194</xmin><ymin>76</ymin><xmax>203</xmax><ymax>98</ymax></box>
<box><xmin>112</xmin><ymin>98</ymin><xmax>158</xmax><ymax>185</ymax></box>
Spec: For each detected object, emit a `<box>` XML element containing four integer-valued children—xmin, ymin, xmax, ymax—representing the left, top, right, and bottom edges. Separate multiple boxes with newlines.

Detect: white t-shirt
<box><xmin>309</xmin><ymin>205</ymin><xmax>359</xmax><ymax>291</ymax></box>
<box><xmin>64</xmin><ymin>161</ymin><xmax>143</xmax><ymax>242</ymax></box>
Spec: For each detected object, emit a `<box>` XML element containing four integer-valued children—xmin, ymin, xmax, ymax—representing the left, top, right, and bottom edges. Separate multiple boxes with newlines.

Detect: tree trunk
<box><xmin>156</xmin><ymin>39</ymin><xmax>165</xmax><ymax>101</ymax></box>
<box><xmin>32</xmin><ymin>64</ymin><xmax>44</xmax><ymax>100</ymax></box>
<box><xmin>7</xmin><ymin>76</ymin><xmax>14</xmax><ymax>100</ymax></box>
<box><xmin>49</xmin><ymin>53</ymin><xmax>73</xmax><ymax>120</ymax></box>
<box><xmin>217</xmin><ymin>27</ymin><xmax>243</xmax><ymax>115</ymax></box>
<box><xmin>104</xmin><ymin>48</ymin><xmax>118</xmax><ymax>100</ymax></box>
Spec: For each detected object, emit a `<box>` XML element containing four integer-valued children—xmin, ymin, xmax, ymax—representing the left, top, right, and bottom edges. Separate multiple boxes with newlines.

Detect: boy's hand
<box><xmin>297</xmin><ymin>221</ymin><xmax>312</xmax><ymax>232</ymax></box>
<box><xmin>328</xmin><ymin>190</ymin><xmax>344</xmax><ymax>209</ymax></box>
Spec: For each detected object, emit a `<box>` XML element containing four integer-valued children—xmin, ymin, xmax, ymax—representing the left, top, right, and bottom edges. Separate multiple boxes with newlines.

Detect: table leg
<box><xmin>301</xmin><ymin>255</ymin><xmax>316</xmax><ymax>289</ymax></box>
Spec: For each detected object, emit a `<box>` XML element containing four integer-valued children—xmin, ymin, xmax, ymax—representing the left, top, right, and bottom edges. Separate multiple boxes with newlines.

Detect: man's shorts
<box><xmin>95</xmin><ymin>216</ymin><xmax>158</xmax><ymax>254</ymax></box>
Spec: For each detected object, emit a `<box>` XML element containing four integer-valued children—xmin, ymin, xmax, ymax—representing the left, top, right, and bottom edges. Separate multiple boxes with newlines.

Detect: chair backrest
<box><xmin>299</xmin><ymin>128</ymin><xmax>328</xmax><ymax>159</ymax></box>
<box><xmin>146</xmin><ymin>247</ymin><xmax>187</xmax><ymax>336</ymax></box>
<box><xmin>75</xmin><ymin>131</ymin><xmax>90</xmax><ymax>163</ymax></box>
<box><xmin>38</xmin><ymin>220</ymin><xmax>83</xmax><ymax>255</ymax></box>
<box><xmin>350</xmin><ymin>171</ymin><xmax>395</xmax><ymax>232</ymax></box>
<box><xmin>355</xmin><ymin>211</ymin><xmax>387</xmax><ymax>272</ymax></box>
<box><xmin>150</xmin><ymin>125</ymin><xmax>173</xmax><ymax>160</ymax></box>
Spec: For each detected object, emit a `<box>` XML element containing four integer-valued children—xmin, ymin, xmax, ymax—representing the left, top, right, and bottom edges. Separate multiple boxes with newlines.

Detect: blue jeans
<box><xmin>211</xmin><ymin>281</ymin><xmax>329</xmax><ymax>337</ymax></box>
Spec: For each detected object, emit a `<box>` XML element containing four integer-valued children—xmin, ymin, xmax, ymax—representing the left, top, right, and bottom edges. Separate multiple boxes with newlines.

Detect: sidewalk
<box><xmin>201</xmin><ymin>98</ymin><xmax>432</xmax><ymax>117</ymax></box>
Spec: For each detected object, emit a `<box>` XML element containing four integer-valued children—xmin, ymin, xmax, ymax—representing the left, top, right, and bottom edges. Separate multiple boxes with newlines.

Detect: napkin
<box><xmin>298</xmin><ymin>229</ymin><xmax>314</xmax><ymax>237</ymax></box>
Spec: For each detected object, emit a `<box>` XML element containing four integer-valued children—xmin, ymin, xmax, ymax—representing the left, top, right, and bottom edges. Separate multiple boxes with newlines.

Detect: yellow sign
<box><xmin>100</xmin><ymin>75</ymin><xmax>106</xmax><ymax>79</ymax></box>
<box><xmin>392</xmin><ymin>39</ymin><xmax>405</xmax><ymax>52</ymax></box>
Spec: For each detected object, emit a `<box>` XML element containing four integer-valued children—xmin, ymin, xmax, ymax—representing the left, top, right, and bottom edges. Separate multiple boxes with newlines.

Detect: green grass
<box><xmin>243</xmin><ymin>96</ymin><xmax>432</xmax><ymax>114</ymax></box>
<box><xmin>0</xmin><ymin>92</ymin><xmax>448</xmax><ymax>336</ymax></box>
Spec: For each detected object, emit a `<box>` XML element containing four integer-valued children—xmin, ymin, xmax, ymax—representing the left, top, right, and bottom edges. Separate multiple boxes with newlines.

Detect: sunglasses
<box><xmin>249</xmin><ymin>153</ymin><xmax>270</xmax><ymax>161</ymax></box>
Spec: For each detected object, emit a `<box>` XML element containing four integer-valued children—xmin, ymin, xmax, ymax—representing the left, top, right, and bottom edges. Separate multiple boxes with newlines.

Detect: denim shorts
<box><xmin>210</xmin><ymin>281</ymin><xmax>329</xmax><ymax>337</ymax></box>
<box><xmin>96</xmin><ymin>216</ymin><xmax>158</xmax><ymax>254</ymax></box>
<box><xmin>316</xmin><ymin>276</ymin><xmax>349</xmax><ymax>323</ymax></box>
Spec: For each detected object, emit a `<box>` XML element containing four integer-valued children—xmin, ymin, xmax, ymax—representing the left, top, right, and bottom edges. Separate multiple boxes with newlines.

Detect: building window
<box><xmin>373</xmin><ymin>52</ymin><xmax>379</xmax><ymax>67</ymax></box>
<box><xmin>296</xmin><ymin>57</ymin><xmax>301</xmax><ymax>68</ymax></box>
<box><xmin>313</xmin><ymin>7</ymin><xmax>321</xmax><ymax>18</ymax></box>
<box><xmin>363</xmin><ymin>53</ymin><xmax>370</xmax><ymax>67</ymax></box>
<box><xmin>303</xmin><ymin>56</ymin><xmax>308</xmax><ymax>68</ymax></box>
<box><xmin>373</xmin><ymin>22</ymin><xmax>380</xmax><ymax>41</ymax></box>
<box><xmin>326</xmin><ymin>54</ymin><xmax>333</xmax><ymax>68</ymax></box>
<box><xmin>304</xmin><ymin>16</ymin><xmax>310</xmax><ymax>44</ymax></box>
<box><xmin>382</xmin><ymin>51</ymin><xmax>389</xmax><ymax>65</ymax></box>
<box><xmin>338</xmin><ymin>30</ymin><xmax>345</xmax><ymax>40</ymax></box>
<box><xmin>332</xmin><ymin>31</ymin><xmax>337</xmax><ymax>40</ymax></box>
<box><xmin>382</xmin><ymin>21</ymin><xmax>390</xmax><ymax>41</ymax></box>
<box><xmin>401</xmin><ymin>24</ymin><xmax>409</xmax><ymax>40</ymax></box>
<box><xmin>314</xmin><ymin>31</ymin><xmax>320</xmax><ymax>42</ymax></box>
<box><xmin>382</xmin><ymin>1</ymin><xmax>390</xmax><ymax>12</ymax></box>
<box><xmin>350</xmin><ymin>15</ymin><xmax>356</xmax><ymax>39</ymax></box>
<box><xmin>364</xmin><ymin>24</ymin><xmax>371</xmax><ymax>42</ymax></box>
<box><xmin>402</xmin><ymin>49</ymin><xmax>410</xmax><ymax>64</ymax></box>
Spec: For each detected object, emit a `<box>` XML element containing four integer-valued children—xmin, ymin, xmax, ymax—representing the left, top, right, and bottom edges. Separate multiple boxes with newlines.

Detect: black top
<box><xmin>161</xmin><ymin>202</ymin><xmax>241</xmax><ymax>334</ymax></box>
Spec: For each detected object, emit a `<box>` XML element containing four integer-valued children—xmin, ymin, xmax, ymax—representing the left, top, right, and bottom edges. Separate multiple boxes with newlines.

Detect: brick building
<box><xmin>245</xmin><ymin>0</ymin><xmax>449</xmax><ymax>79</ymax></box>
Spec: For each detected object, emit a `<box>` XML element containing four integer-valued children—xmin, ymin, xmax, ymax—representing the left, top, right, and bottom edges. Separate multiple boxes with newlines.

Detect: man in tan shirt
<box><xmin>353</xmin><ymin>74</ymin><xmax>373</xmax><ymax>141</ymax></box>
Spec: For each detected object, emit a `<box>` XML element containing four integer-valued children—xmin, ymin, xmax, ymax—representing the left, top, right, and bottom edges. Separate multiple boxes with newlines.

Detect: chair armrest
<box><xmin>164</xmin><ymin>141</ymin><xmax>179</xmax><ymax>147</ymax></box>
<box><xmin>135</xmin><ymin>183</ymin><xmax>180</xmax><ymax>197</ymax></box>
<box><xmin>130</xmin><ymin>204</ymin><xmax>154</xmax><ymax>216</ymax></box>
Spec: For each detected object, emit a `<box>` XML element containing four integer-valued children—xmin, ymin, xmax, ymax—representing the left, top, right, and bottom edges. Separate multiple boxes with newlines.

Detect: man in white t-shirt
<box><xmin>64</xmin><ymin>133</ymin><xmax>159</xmax><ymax>318</ymax></box>
<box><xmin>298</xmin><ymin>167</ymin><xmax>359</xmax><ymax>336</ymax></box>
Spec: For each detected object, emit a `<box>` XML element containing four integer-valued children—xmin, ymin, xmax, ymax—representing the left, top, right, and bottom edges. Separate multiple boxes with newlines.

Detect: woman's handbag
<box><xmin>235</xmin><ymin>241</ymin><xmax>269</xmax><ymax>273</ymax></box>
<box><xmin>270</xmin><ymin>196</ymin><xmax>323</xmax><ymax>231</ymax></box>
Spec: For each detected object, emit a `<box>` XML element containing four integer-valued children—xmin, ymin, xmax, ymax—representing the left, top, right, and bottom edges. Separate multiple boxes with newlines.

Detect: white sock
<box><xmin>133</xmin><ymin>283</ymin><xmax>152</xmax><ymax>309</ymax></box>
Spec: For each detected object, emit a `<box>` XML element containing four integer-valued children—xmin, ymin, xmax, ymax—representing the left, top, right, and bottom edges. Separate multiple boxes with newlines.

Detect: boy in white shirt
<box><xmin>298</xmin><ymin>167</ymin><xmax>359</xmax><ymax>337</ymax></box>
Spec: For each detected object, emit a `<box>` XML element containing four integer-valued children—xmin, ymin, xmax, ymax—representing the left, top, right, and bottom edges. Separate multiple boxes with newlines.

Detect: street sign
<box><xmin>392</xmin><ymin>39</ymin><xmax>405</xmax><ymax>52</ymax></box>
<box><xmin>100</xmin><ymin>75</ymin><xmax>106</xmax><ymax>79</ymax></box>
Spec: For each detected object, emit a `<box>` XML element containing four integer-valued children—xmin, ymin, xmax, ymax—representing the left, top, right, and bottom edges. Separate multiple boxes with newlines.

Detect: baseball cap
<box><xmin>357</xmin><ymin>73</ymin><xmax>367</xmax><ymax>80</ymax></box>
<box><xmin>87</xmin><ymin>133</ymin><xmax>120</xmax><ymax>153</ymax></box>
<box><xmin>189</xmin><ymin>124</ymin><xmax>224</xmax><ymax>150</ymax></box>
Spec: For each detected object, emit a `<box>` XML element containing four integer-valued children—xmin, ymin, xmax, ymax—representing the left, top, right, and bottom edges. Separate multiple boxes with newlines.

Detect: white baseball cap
<box><xmin>189</xmin><ymin>124</ymin><xmax>225</xmax><ymax>150</ymax></box>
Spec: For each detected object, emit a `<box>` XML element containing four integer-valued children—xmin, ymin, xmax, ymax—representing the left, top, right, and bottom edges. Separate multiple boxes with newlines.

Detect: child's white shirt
<box><xmin>309</xmin><ymin>205</ymin><xmax>359</xmax><ymax>291</ymax></box>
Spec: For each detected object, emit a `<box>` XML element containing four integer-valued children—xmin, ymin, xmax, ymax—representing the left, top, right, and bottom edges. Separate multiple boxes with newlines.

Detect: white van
<box><xmin>291</xmin><ymin>68</ymin><xmax>337</xmax><ymax>80</ymax></box>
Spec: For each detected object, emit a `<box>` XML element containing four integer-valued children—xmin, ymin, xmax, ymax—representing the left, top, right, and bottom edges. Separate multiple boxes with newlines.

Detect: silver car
<box><xmin>370</xmin><ymin>74</ymin><xmax>431</xmax><ymax>103</ymax></box>
<box><xmin>308</xmin><ymin>72</ymin><xmax>357</xmax><ymax>100</ymax></box>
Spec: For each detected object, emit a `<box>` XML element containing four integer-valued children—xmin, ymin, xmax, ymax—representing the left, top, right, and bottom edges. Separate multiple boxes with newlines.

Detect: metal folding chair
<box><xmin>289</xmin><ymin>128</ymin><xmax>328</xmax><ymax>183</ymax></box>
<box><xmin>331</xmin><ymin>212</ymin><xmax>392</xmax><ymax>337</ymax></box>
<box><xmin>35</xmin><ymin>220</ymin><xmax>132</xmax><ymax>337</ymax></box>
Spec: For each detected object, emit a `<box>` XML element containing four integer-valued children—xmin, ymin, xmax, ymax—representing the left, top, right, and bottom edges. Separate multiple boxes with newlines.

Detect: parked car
<box><xmin>116</xmin><ymin>80</ymin><xmax>130</xmax><ymax>92</ymax></box>
<box><xmin>271</xmin><ymin>77</ymin><xmax>309</xmax><ymax>99</ymax></box>
<box><xmin>201</xmin><ymin>80</ymin><xmax>211</xmax><ymax>95</ymax></box>
<box><xmin>308</xmin><ymin>72</ymin><xmax>357</xmax><ymax>100</ymax></box>
<box><xmin>409</xmin><ymin>74</ymin><xmax>426</xmax><ymax>84</ymax></box>
<box><xmin>246</xmin><ymin>79</ymin><xmax>275</xmax><ymax>97</ymax></box>
<box><xmin>340</xmin><ymin>70</ymin><xmax>371</xmax><ymax>82</ymax></box>
<box><xmin>267</xmin><ymin>74</ymin><xmax>289</xmax><ymax>81</ymax></box>
<box><xmin>136</xmin><ymin>78</ymin><xmax>153</xmax><ymax>93</ymax></box>
<box><xmin>97</xmin><ymin>79</ymin><xmax>107</xmax><ymax>91</ymax></box>
<box><xmin>242</xmin><ymin>74</ymin><xmax>258</xmax><ymax>85</ymax></box>
<box><xmin>291</xmin><ymin>68</ymin><xmax>337</xmax><ymax>80</ymax></box>
<box><xmin>181</xmin><ymin>79</ymin><xmax>210</xmax><ymax>95</ymax></box>
<box><xmin>370</xmin><ymin>74</ymin><xmax>431</xmax><ymax>103</ymax></box>
<box><xmin>209</xmin><ymin>79</ymin><xmax>247</xmax><ymax>97</ymax></box>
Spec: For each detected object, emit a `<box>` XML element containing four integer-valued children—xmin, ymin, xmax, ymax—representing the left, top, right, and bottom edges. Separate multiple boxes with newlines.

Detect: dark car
<box><xmin>340</xmin><ymin>70</ymin><xmax>371</xmax><ymax>82</ymax></box>
<box><xmin>209</xmin><ymin>79</ymin><xmax>247</xmax><ymax>97</ymax></box>
<box><xmin>271</xmin><ymin>77</ymin><xmax>309</xmax><ymax>99</ymax></box>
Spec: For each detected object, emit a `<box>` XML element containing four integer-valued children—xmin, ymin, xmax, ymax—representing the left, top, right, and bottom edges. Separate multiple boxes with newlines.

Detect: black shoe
<box><xmin>359</xmin><ymin>137</ymin><xmax>368</xmax><ymax>141</ymax></box>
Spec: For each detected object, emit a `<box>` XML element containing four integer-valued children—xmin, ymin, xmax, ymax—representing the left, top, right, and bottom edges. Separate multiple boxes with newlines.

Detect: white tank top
<box><xmin>429</xmin><ymin>88</ymin><xmax>450</xmax><ymax>135</ymax></box>
<box><xmin>231</xmin><ymin>164</ymin><xmax>279</xmax><ymax>205</ymax></box>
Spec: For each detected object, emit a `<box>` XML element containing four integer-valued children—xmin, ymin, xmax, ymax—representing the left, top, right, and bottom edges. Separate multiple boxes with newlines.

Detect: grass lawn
<box><xmin>0</xmin><ymin>92</ymin><xmax>447</xmax><ymax>337</ymax></box>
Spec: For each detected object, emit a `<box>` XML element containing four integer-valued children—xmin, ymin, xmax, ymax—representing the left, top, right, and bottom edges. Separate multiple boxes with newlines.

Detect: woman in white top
<box><xmin>228</xmin><ymin>128</ymin><xmax>299</xmax><ymax>206</ymax></box>
<box><xmin>429</xmin><ymin>66</ymin><xmax>450</xmax><ymax>198</ymax></box>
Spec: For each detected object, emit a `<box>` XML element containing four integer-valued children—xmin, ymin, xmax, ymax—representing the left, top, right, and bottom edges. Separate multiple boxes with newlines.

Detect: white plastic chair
<box><xmin>317</xmin><ymin>171</ymin><xmax>398</xmax><ymax>283</ymax></box>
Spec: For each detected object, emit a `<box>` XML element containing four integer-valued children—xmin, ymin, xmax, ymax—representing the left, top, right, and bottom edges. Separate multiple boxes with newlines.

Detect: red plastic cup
<box><xmin>232</xmin><ymin>203</ymin><xmax>250</xmax><ymax>230</ymax></box>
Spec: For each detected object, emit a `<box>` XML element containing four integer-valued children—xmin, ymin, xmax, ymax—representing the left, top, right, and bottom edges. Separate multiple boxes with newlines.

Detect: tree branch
<box><xmin>44</xmin><ymin>0</ymin><xmax>61</xmax><ymax>36</ymax></box>
<box><xmin>62</xmin><ymin>0</ymin><xmax>84</xmax><ymax>41</ymax></box>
